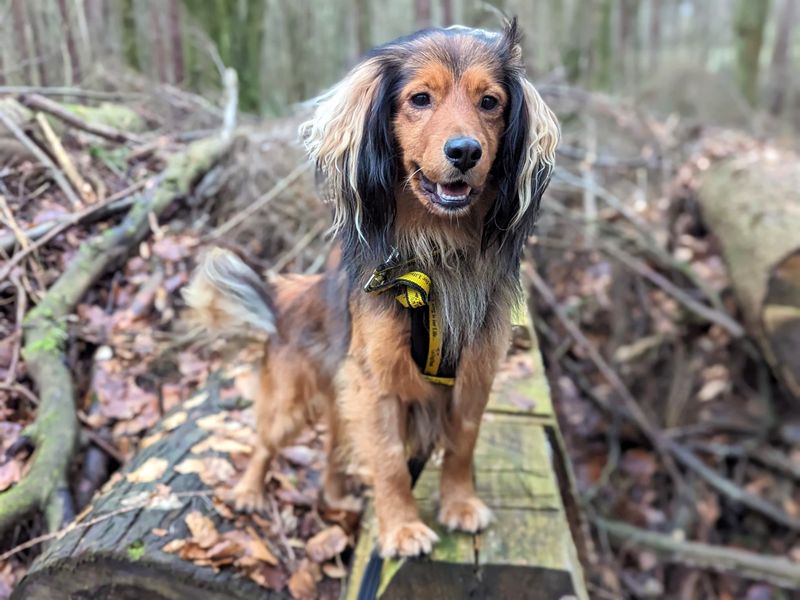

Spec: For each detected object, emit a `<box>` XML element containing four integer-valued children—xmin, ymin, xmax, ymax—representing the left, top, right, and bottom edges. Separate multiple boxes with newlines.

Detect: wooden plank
<box><xmin>345</xmin><ymin>321</ymin><xmax>589</xmax><ymax>599</ymax></box>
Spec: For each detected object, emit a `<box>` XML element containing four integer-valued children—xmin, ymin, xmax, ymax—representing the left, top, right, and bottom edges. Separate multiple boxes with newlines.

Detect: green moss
<box><xmin>127</xmin><ymin>539</ymin><xmax>146</xmax><ymax>560</ymax></box>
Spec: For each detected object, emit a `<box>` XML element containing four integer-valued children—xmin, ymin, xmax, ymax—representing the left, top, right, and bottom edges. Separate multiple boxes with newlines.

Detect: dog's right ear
<box><xmin>301</xmin><ymin>57</ymin><xmax>397</xmax><ymax>252</ymax></box>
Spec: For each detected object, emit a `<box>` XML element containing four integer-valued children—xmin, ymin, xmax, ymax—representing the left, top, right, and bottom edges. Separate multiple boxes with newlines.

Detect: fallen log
<box><xmin>698</xmin><ymin>153</ymin><xmax>800</xmax><ymax>398</ymax></box>
<box><xmin>12</xmin><ymin>380</ymin><xmax>286</xmax><ymax>600</ymax></box>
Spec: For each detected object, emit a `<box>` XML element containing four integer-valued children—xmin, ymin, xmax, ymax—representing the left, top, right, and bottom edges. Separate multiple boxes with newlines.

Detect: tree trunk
<box><xmin>57</xmin><ymin>0</ymin><xmax>82</xmax><ymax>83</ymax></box>
<box><xmin>415</xmin><ymin>0</ymin><xmax>432</xmax><ymax>29</ymax></box>
<box><xmin>13</xmin><ymin>385</ymin><xmax>285</xmax><ymax>600</ymax></box>
<box><xmin>441</xmin><ymin>0</ymin><xmax>454</xmax><ymax>26</ymax></box>
<box><xmin>734</xmin><ymin>0</ymin><xmax>771</xmax><ymax>105</ymax></box>
<box><xmin>699</xmin><ymin>154</ymin><xmax>800</xmax><ymax>399</ymax></box>
<box><xmin>354</xmin><ymin>0</ymin><xmax>372</xmax><ymax>56</ymax></box>
<box><xmin>768</xmin><ymin>0</ymin><xmax>796</xmax><ymax>115</ymax></box>
<box><xmin>168</xmin><ymin>0</ymin><xmax>185</xmax><ymax>84</ymax></box>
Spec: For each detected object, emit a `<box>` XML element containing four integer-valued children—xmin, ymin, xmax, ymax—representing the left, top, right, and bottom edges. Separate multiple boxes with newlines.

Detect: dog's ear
<box><xmin>301</xmin><ymin>57</ymin><xmax>399</xmax><ymax>253</ymax></box>
<box><xmin>484</xmin><ymin>19</ymin><xmax>559</xmax><ymax>259</ymax></box>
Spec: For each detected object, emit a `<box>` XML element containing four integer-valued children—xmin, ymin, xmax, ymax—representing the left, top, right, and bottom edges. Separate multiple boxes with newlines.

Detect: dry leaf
<box><xmin>246</xmin><ymin>526</ymin><xmax>278</xmax><ymax>565</ymax></box>
<box><xmin>322</xmin><ymin>562</ymin><xmax>347</xmax><ymax>579</ymax></box>
<box><xmin>127</xmin><ymin>457</ymin><xmax>168</xmax><ymax>483</ymax></box>
<box><xmin>184</xmin><ymin>392</ymin><xmax>208</xmax><ymax>409</ymax></box>
<box><xmin>162</xmin><ymin>411</ymin><xmax>187</xmax><ymax>432</ymax></box>
<box><xmin>152</xmin><ymin>528</ymin><xmax>168</xmax><ymax>537</ymax></box>
<box><xmin>0</xmin><ymin>459</ymin><xmax>22</xmax><ymax>492</ymax></box>
<box><xmin>288</xmin><ymin>560</ymin><xmax>321</xmax><ymax>600</ymax></box>
<box><xmin>185</xmin><ymin>511</ymin><xmax>220</xmax><ymax>549</ymax></box>
<box><xmin>163</xmin><ymin>539</ymin><xmax>186</xmax><ymax>553</ymax></box>
<box><xmin>175</xmin><ymin>456</ymin><xmax>235</xmax><ymax>486</ymax></box>
<box><xmin>305</xmin><ymin>526</ymin><xmax>348</xmax><ymax>563</ymax></box>
<box><xmin>192</xmin><ymin>436</ymin><xmax>252</xmax><ymax>455</ymax></box>
<box><xmin>140</xmin><ymin>431</ymin><xmax>164</xmax><ymax>449</ymax></box>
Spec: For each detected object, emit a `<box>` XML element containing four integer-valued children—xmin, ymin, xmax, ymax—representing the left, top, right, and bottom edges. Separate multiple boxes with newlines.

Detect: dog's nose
<box><xmin>444</xmin><ymin>137</ymin><xmax>482</xmax><ymax>172</ymax></box>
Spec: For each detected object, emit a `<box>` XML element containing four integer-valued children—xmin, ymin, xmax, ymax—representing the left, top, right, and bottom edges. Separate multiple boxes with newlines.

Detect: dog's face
<box><xmin>302</xmin><ymin>20</ymin><xmax>559</xmax><ymax>256</ymax></box>
<box><xmin>394</xmin><ymin>51</ymin><xmax>508</xmax><ymax>217</ymax></box>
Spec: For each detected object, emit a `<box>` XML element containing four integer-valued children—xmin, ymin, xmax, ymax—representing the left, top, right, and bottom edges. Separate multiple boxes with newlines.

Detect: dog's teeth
<box><xmin>436</xmin><ymin>183</ymin><xmax>444</xmax><ymax>196</ymax></box>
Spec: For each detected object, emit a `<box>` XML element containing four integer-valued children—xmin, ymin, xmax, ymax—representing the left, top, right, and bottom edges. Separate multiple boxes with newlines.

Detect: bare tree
<box><xmin>415</xmin><ymin>0</ymin><xmax>432</xmax><ymax>29</ymax></box>
<box><xmin>57</xmin><ymin>0</ymin><xmax>82</xmax><ymax>83</ymax></box>
<box><xmin>768</xmin><ymin>0</ymin><xmax>796</xmax><ymax>115</ymax></box>
<box><xmin>734</xmin><ymin>0</ymin><xmax>771</xmax><ymax>105</ymax></box>
<box><xmin>441</xmin><ymin>0</ymin><xmax>454</xmax><ymax>26</ymax></box>
<box><xmin>168</xmin><ymin>0</ymin><xmax>184</xmax><ymax>84</ymax></box>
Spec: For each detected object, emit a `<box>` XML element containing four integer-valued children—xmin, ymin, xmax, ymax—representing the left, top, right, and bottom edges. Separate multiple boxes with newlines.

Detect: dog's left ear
<box><xmin>485</xmin><ymin>19</ymin><xmax>559</xmax><ymax>256</ymax></box>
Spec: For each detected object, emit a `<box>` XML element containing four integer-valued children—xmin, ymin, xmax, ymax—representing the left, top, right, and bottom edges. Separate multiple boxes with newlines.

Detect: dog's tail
<box><xmin>183</xmin><ymin>247</ymin><xmax>277</xmax><ymax>337</ymax></box>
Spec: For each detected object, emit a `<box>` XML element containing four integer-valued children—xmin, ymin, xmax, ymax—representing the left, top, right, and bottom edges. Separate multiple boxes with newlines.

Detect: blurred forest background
<box><xmin>2</xmin><ymin>1</ymin><xmax>800</xmax><ymax>599</ymax></box>
<box><xmin>0</xmin><ymin>0</ymin><xmax>797</xmax><ymax>130</ymax></box>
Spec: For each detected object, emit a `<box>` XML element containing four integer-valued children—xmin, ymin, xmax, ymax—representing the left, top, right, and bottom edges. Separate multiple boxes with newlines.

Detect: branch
<box><xmin>594</xmin><ymin>516</ymin><xmax>800</xmax><ymax>589</ymax></box>
<box><xmin>0</xmin><ymin>105</ymin><xmax>83</xmax><ymax>209</ymax></box>
<box><xmin>18</xmin><ymin>93</ymin><xmax>143</xmax><ymax>144</ymax></box>
<box><xmin>0</xmin><ymin>136</ymin><xmax>230</xmax><ymax>536</ymax></box>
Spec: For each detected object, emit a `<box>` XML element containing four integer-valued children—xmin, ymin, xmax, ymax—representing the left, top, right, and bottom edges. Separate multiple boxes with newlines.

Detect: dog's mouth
<box><xmin>416</xmin><ymin>169</ymin><xmax>473</xmax><ymax>210</ymax></box>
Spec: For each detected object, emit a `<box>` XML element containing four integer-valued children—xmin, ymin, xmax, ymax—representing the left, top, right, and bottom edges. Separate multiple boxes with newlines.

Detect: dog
<box><xmin>184</xmin><ymin>19</ymin><xmax>558</xmax><ymax>558</ymax></box>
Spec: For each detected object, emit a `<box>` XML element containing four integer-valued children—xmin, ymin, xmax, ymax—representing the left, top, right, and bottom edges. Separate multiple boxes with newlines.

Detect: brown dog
<box><xmin>185</xmin><ymin>19</ymin><xmax>558</xmax><ymax>558</ymax></box>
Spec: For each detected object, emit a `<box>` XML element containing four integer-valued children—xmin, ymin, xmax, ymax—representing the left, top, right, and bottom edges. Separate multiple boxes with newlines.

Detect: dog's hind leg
<box><xmin>321</xmin><ymin>403</ymin><xmax>361</xmax><ymax>512</ymax></box>
<box><xmin>232</xmin><ymin>355</ymin><xmax>308</xmax><ymax>513</ymax></box>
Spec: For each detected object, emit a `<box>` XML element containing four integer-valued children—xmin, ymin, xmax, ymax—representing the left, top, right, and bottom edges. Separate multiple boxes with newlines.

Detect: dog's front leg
<box><xmin>361</xmin><ymin>393</ymin><xmax>439</xmax><ymax>557</ymax></box>
<box><xmin>438</xmin><ymin>335</ymin><xmax>503</xmax><ymax>532</ymax></box>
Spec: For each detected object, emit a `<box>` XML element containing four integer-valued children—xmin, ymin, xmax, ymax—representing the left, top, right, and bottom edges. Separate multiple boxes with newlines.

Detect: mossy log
<box><xmin>699</xmin><ymin>155</ymin><xmax>800</xmax><ymax>398</ymax></box>
<box><xmin>13</xmin><ymin>380</ymin><xmax>284</xmax><ymax>600</ymax></box>
<box><xmin>345</xmin><ymin>317</ymin><xmax>589</xmax><ymax>599</ymax></box>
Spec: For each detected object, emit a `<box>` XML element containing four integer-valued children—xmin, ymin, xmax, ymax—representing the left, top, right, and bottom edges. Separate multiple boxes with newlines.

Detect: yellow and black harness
<box><xmin>363</xmin><ymin>249</ymin><xmax>458</xmax><ymax>386</ymax></box>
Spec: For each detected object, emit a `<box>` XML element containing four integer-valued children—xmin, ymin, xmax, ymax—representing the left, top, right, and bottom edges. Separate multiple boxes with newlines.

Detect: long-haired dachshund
<box><xmin>185</xmin><ymin>19</ymin><xmax>558</xmax><ymax>558</ymax></box>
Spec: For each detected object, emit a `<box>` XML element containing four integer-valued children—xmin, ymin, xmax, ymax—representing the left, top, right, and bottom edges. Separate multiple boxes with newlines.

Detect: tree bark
<box><xmin>734</xmin><ymin>0</ymin><xmax>771</xmax><ymax>105</ymax></box>
<box><xmin>57</xmin><ymin>0</ymin><xmax>82</xmax><ymax>83</ymax></box>
<box><xmin>415</xmin><ymin>0</ymin><xmax>432</xmax><ymax>29</ymax></box>
<box><xmin>13</xmin><ymin>387</ymin><xmax>284</xmax><ymax>600</ymax></box>
<box><xmin>768</xmin><ymin>0</ymin><xmax>796</xmax><ymax>115</ymax></box>
<box><xmin>699</xmin><ymin>154</ymin><xmax>800</xmax><ymax>399</ymax></box>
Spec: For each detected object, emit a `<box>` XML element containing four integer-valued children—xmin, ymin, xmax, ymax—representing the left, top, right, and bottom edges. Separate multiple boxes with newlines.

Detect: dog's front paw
<box><xmin>229</xmin><ymin>483</ymin><xmax>267</xmax><ymax>513</ymax></box>
<box><xmin>380</xmin><ymin>521</ymin><xmax>439</xmax><ymax>558</ymax></box>
<box><xmin>438</xmin><ymin>496</ymin><xmax>493</xmax><ymax>532</ymax></box>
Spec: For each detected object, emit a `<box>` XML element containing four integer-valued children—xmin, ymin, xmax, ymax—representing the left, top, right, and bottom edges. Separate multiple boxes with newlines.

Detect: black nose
<box><xmin>444</xmin><ymin>136</ymin><xmax>482</xmax><ymax>172</ymax></box>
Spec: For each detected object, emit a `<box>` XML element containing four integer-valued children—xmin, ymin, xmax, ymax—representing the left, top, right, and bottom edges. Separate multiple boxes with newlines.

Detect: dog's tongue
<box><xmin>437</xmin><ymin>182</ymin><xmax>471</xmax><ymax>198</ymax></box>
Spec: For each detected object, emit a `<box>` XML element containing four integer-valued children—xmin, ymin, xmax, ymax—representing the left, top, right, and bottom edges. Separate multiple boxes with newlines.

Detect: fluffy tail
<box><xmin>183</xmin><ymin>247</ymin><xmax>277</xmax><ymax>337</ymax></box>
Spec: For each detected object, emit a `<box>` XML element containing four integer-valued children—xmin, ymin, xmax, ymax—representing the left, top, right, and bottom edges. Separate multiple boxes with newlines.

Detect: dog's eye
<box><xmin>410</xmin><ymin>93</ymin><xmax>431</xmax><ymax>107</ymax></box>
<box><xmin>480</xmin><ymin>95</ymin><xmax>499</xmax><ymax>110</ymax></box>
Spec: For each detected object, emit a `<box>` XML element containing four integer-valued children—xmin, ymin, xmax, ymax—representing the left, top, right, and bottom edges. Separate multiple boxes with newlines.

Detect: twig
<box><xmin>0</xmin><ymin>382</ymin><xmax>38</xmax><ymax>406</ymax></box>
<box><xmin>0</xmin><ymin>86</ymin><xmax>143</xmax><ymax>101</ymax></box>
<box><xmin>525</xmin><ymin>264</ymin><xmax>684</xmax><ymax>485</ymax></box>
<box><xmin>0</xmin><ymin>105</ymin><xmax>83</xmax><ymax>209</ymax></box>
<box><xmin>270</xmin><ymin>220</ymin><xmax>328</xmax><ymax>273</ymax></box>
<box><xmin>208</xmin><ymin>162</ymin><xmax>310</xmax><ymax>238</ymax></box>
<box><xmin>602</xmin><ymin>242</ymin><xmax>745</xmax><ymax>337</ymax></box>
<box><xmin>593</xmin><ymin>516</ymin><xmax>800</xmax><ymax>589</ymax></box>
<box><xmin>18</xmin><ymin>93</ymin><xmax>143</xmax><ymax>144</ymax></box>
<box><xmin>35</xmin><ymin>112</ymin><xmax>93</xmax><ymax>205</ymax></box>
<box><xmin>665</xmin><ymin>441</ymin><xmax>800</xmax><ymax>530</ymax></box>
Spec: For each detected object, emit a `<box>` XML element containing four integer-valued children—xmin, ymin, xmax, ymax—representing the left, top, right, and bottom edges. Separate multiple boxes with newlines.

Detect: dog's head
<box><xmin>302</xmin><ymin>19</ymin><xmax>559</xmax><ymax>257</ymax></box>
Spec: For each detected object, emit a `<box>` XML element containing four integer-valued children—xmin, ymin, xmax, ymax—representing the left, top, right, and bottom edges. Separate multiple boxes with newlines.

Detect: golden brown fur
<box><xmin>185</xmin><ymin>20</ymin><xmax>558</xmax><ymax>558</ymax></box>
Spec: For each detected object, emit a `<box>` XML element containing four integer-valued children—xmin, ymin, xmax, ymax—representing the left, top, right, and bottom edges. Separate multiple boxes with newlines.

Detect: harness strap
<box><xmin>364</xmin><ymin>251</ymin><xmax>457</xmax><ymax>386</ymax></box>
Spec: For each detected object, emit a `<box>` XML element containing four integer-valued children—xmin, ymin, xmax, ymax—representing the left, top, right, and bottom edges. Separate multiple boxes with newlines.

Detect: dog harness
<box><xmin>363</xmin><ymin>248</ymin><xmax>458</xmax><ymax>386</ymax></box>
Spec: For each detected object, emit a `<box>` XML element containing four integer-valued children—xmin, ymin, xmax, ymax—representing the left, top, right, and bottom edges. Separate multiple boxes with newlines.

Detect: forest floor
<box><xmin>0</xmin><ymin>80</ymin><xmax>799</xmax><ymax>599</ymax></box>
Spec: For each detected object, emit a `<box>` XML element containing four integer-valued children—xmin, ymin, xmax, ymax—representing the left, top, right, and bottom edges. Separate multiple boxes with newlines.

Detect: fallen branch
<box><xmin>0</xmin><ymin>136</ymin><xmax>230</xmax><ymax>536</ymax></box>
<box><xmin>602</xmin><ymin>242</ymin><xmax>745</xmax><ymax>337</ymax></box>
<box><xmin>18</xmin><ymin>93</ymin><xmax>144</xmax><ymax>144</ymax></box>
<box><xmin>594</xmin><ymin>516</ymin><xmax>800</xmax><ymax>589</ymax></box>
<box><xmin>34</xmin><ymin>112</ymin><xmax>94</xmax><ymax>205</ymax></box>
<box><xmin>0</xmin><ymin>105</ymin><xmax>83</xmax><ymax>209</ymax></box>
